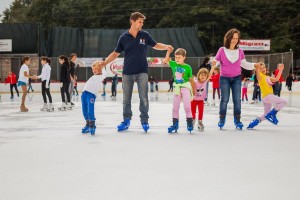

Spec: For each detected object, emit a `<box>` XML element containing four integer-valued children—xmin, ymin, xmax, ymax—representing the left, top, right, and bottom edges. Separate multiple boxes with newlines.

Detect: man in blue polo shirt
<box><xmin>100</xmin><ymin>12</ymin><xmax>173</xmax><ymax>133</ymax></box>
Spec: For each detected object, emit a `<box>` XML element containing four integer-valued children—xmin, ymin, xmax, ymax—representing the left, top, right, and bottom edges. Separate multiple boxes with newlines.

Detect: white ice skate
<box><xmin>40</xmin><ymin>103</ymin><xmax>48</xmax><ymax>111</ymax></box>
<box><xmin>58</xmin><ymin>102</ymin><xmax>67</xmax><ymax>111</ymax></box>
<box><xmin>47</xmin><ymin>103</ymin><xmax>54</xmax><ymax>112</ymax></box>
<box><xmin>198</xmin><ymin>120</ymin><xmax>204</xmax><ymax>131</ymax></box>
<box><xmin>204</xmin><ymin>101</ymin><xmax>210</xmax><ymax>106</ymax></box>
<box><xmin>211</xmin><ymin>99</ymin><xmax>216</xmax><ymax>106</ymax></box>
<box><xmin>66</xmin><ymin>102</ymin><xmax>73</xmax><ymax>110</ymax></box>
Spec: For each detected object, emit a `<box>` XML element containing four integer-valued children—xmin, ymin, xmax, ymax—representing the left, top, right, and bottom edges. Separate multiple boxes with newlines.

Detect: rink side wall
<box><xmin>1</xmin><ymin>81</ymin><xmax>300</xmax><ymax>94</ymax></box>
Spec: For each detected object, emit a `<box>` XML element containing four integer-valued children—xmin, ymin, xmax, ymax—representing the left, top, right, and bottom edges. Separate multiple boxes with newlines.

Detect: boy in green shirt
<box><xmin>164</xmin><ymin>48</ymin><xmax>195</xmax><ymax>133</ymax></box>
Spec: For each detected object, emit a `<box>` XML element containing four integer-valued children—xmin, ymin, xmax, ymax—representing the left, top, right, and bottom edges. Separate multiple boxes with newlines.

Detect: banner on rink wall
<box><xmin>147</xmin><ymin>57</ymin><xmax>168</xmax><ymax>67</ymax></box>
<box><xmin>76</xmin><ymin>57</ymin><xmax>168</xmax><ymax>77</ymax></box>
<box><xmin>0</xmin><ymin>39</ymin><xmax>12</xmax><ymax>52</ymax></box>
<box><xmin>77</xmin><ymin>57</ymin><xmax>123</xmax><ymax>77</ymax></box>
<box><xmin>239</xmin><ymin>39</ymin><xmax>271</xmax><ymax>51</ymax></box>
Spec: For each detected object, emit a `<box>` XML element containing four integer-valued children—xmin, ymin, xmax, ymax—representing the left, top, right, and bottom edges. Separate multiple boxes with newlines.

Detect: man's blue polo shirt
<box><xmin>115</xmin><ymin>30</ymin><xmax>157</xmax><ymax>75</ymax></box>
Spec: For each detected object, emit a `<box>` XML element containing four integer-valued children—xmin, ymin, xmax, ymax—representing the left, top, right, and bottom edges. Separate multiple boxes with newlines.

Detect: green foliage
<box><xmin>1</xmin><ymin>0</ymin><xmax>300</xmax><ymax>57</ymax></box>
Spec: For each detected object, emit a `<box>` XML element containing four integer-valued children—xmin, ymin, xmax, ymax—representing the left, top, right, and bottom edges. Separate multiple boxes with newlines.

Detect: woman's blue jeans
<box><xmin>219</xmin><ymin>75</ymin><xmax>242</xmax><ymax>119</ymax></box>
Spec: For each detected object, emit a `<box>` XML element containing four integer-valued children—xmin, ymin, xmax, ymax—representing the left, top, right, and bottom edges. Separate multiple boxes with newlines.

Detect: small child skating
<box><xmin>81</xmin><ymin>60</ymin><xmax>107</xmax><ymax>135</ymax></box>
<box><xmin>164</xmin><ymin>48</ymin><xmax>195</xmax><ymax>133</ymax></box>
<box><xmin>242</xmin><ymin>77</ymin><xmax>250</xmax><ymax>102</ymax></box>
<box><xmin>247</xmin><ymin>63</ymin><xmax>287</xmax><ymax>129</ymax></box>
<box><xmin>210</xmin><ymin>67</ymin><xmax>220</xmax><ymax>106</ymax></box>
<box><xmin>191</xmin><ymin>63</ymin><xmax>215</xmax><ymax>131</ymax></box>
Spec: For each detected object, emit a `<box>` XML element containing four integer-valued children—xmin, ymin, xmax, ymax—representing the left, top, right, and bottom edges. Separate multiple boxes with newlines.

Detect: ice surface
<box><xmin>0</xmin><ymin>91</ymin><xmax>300</xmax><ymax>200</ymax></box>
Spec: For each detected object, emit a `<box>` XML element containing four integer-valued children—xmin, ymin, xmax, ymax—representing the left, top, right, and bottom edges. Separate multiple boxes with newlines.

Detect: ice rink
<box><xmin>0</xmin><ymin>90</ymin><xmax>300</xmax><ymax>200</ymax></box>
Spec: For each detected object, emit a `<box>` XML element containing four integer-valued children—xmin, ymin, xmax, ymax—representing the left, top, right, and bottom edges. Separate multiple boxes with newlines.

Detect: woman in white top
<box><xmin>17</xmin><ymin>56</ymin><xmax>35</xmax><ymax>112</ymax></box>
<box><xmin>36</xmin><ymin>56</ymin><xmax>53</xmax><ymax>111</ymax></box>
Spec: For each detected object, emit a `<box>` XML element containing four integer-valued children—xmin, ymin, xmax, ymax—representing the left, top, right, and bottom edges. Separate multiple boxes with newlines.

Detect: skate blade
<box><xmin>117</xmin><ymin>127</ymin><xmax>128</xmax><ymax>132</ymax></box>
<box><xmin>168</xmin><ymin>130</ymin><xmax>178</xmax><ymax>134</ymax></box>
<box><xmin>265</xmin><ymin>118</ymin><xmax>278</xmax><ymax>125</ymax></box>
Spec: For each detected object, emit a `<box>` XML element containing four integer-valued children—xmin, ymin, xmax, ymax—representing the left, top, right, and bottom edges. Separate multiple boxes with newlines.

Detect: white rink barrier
<box><xmin>1</xmin><ymin>81</ymin><xmax>300</xmax><ymax>94</ymax></box>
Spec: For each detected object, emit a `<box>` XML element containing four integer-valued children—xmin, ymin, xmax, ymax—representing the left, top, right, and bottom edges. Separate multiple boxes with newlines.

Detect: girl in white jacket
<box><xmin>36</xmin><ymin>56</ymin><xmax>53</xmax><ymax>111</ymax></box>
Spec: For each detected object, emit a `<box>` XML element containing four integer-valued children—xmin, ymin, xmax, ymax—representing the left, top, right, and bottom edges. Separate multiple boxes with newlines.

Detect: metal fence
<box><xmin>0</xmin><ymin>51</ymin><xmax>294</xmax><ymax>83</ymax></box>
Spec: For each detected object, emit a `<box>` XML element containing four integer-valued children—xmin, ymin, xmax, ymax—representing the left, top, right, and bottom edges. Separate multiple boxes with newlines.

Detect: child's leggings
<box><xmin>242</xmin><ymin>87</ymin><xmax>248</xmax><ymax>100</ymax></box>
<box><xmin>259</xmin><ymin>94</ymin><xmax>287</xmax><ymax>121</ymax></box>
<box><xmin>172</xmin><ymin>88</ymin><xmax>192</xmax><ymax>119</ymax></box>
<box><xmin>213</xmin><ymin>88</ymin><xmax>220</xmax><ymax>99</ymax></box>
<box><xmin>191</xmin><ymin>100</ymin><xmax>204</xmax><ymax>120</ymax></box>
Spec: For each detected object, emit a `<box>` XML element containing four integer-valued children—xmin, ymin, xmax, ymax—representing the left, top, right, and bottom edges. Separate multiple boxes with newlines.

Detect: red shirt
<box><xmin>211</xmin><ymin>73</ymin><xmax>220</xmax><ymax>89</ymax></box>
<box><xmin>5</xmin><ymin>73</ymin><xmax>17</xmax><ymax>84</ymax></box>
<box><xmin>274</xmin><ymin>68</ymin><xmax>283</xmax><ymax>82</ymax></box>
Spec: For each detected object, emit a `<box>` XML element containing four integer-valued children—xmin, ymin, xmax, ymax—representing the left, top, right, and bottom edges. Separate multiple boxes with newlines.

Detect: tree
<box><xmin>1</xmin><ymin>0</ymin><xmax>300</xmax><ymax>57</ymax></box>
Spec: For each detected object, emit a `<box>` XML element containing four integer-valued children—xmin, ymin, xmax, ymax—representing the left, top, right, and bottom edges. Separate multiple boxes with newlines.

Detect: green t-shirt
<box><xmin>169</xmin><ymin>61</ymin><xmax>193</xmax><ymax>84</ymax></box>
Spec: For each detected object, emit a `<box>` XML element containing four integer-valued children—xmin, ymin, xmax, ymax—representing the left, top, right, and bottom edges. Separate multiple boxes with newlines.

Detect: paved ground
<box><xmin>0</xmin><ymin>92</ymin><xmax>300</xmax><ymax>200</ymax></box>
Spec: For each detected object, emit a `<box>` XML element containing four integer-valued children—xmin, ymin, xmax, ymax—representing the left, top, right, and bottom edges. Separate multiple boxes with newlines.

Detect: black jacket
<box><xmin>70</xmin><ymin>61</ymin><xmax>75</xmax><ymax>79</ymax></box>
<box><xmin>60</xmin><ymin>63</ymin><xmax>70</xmax><ymax>83</ymax></box>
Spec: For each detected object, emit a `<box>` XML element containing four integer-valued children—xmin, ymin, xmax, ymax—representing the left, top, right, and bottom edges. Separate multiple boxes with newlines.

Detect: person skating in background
<box><xmin>164</xmin><ymin>47</ymin><xmax>196</xmax><ymax>133</ymax></box>
<box><xmin>247</xmin><ymin>63</ymin><xmax>287</xmax><ymax>129</ymax></box>
<box><xmin>81</xmin><ymin>60</ymin><xmax>107</xmax><ymax>135</ymax></box>
<box><xmin>168</xmin><ymin>77</ymin><xmax>174</xmax><ymax>92</ymax></box>
<box><xmin>285</xmin><ymin>73</ymin><xmax>295</xmax><ymax>92</ymax></box>
<box><xmin>149</xmin><ymin>75</ymin><xmax>155</xmax><ymax>92</ymax></box>
<box><xmin>210</xmin><ymin>67</ymin><xmax>220</xmax><ymax>106</ymax></box>
<box><xmin>101</xmin><ymin>58</ymin><xmax>107</xmax><ymax>97</ymax></box>
<box><xmin>27</xmin><ymin>77</ymin><xmax>34</xmax><ymax>93</ymax></box>
<box><xmin>242</xmin><ymin>77</ymin><xmax>250</xmax><ymax>102</ymax></box>
<box><xmin>250</xmin><ymin>71</ymin><xmax>261</xmax><ymax>104</ymax></box>
<box><xmin>69</xmin><ymin>53</ymin><xmax>77</xmax><ymax>106</ymax></box>
<box><xmin>273</xmin><ymin>64</ymin><xmax>284</xmax><ymax>97</ymax></box>
<box><xmin>17</xmin><ymin>56</ymin><xmax>35</xmax><ymax>112</ymax></box>
<box><xmin>101</xmin><ymin>77</ymin><xmax>107</xmax><ymax>96</ymax></box>
<box><xmin>111</xmin><ymin>74</ymin><xmax>118</xmax><ymax>97</ymax></box>
<box><xmin>35</xmin><ymin>56</ymin><xmax>53</xmax><ymax>112</ymax></box>
<box><xmin>73</xmin><ymin>75</ymin><xmax>79</xmax><ymax>97</ymax></box>
<box><xmin>191</xmin><ymin>62</ymin><xmax>215</xmax><ymax>131</ymax></box>
<box><xmin>58</xmin><ymin>55</ymin><xmax>72</xmax><ymax>111</ymax></box>
<box><xmin>198</xmin><ymin>57</ymin><xmax>211</xmax><ymax>105</ymax></box>
<box><xmin>5</xmin><ymin>71</ymin><xmax>19</xmax><ymax>100</ymax></box>
<box><xmin>155</xmin><ymin>77</ymin><xmax>159</xmax><ymax>92</ymax></box>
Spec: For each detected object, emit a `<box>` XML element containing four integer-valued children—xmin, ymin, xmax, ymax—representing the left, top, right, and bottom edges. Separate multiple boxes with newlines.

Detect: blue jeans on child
<box><xmin>219</xmin><ymin>75</ymin><xmax>242</xmax><ymax>118</ymax></box>
<box><xmin>81</xmin><ymin>91</ymin><xmax>96</xmax><ymax>121</ymax></box>
<box><xmin>122</xmin><ymin>73</ymin><xmax>149</xmax><ymax>124</ymax></box>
